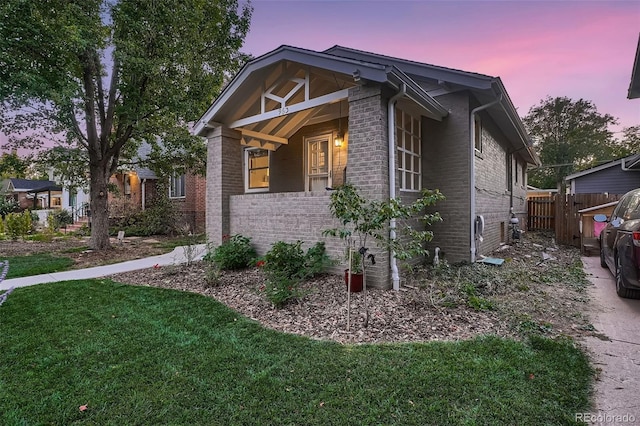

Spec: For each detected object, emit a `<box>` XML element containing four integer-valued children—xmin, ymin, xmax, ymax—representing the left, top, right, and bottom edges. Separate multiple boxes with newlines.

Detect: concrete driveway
<box><xmin>582</xmin><ymin>255</ymin><xmax>640</xmax><ymax>425</ymax></box>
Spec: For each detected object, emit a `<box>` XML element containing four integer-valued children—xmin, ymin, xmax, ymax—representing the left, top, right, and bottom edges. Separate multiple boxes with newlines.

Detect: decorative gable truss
<box><xmin>235</xmin><ymin>68</ymin><xmax>349</xmax><ymax>151</ymax></box>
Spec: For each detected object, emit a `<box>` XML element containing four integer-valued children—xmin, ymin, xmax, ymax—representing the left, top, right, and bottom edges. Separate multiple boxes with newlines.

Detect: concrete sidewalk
<box><xmin>1</xmin><ymin>244</ymin><xmax>208</xmax><ymax>290</ymax></box>
<box><xmin>581</xmin><ymin>255</ymin><xmax>640</xmax><ymax>425</ymax></box>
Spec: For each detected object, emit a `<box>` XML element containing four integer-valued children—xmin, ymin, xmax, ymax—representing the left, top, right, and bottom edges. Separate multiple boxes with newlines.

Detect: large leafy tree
<box><xmin>610</xmin><ymin>125</ymin><xmax>640</xmax><ymax>159</ymax></box>
<box><xmin>524</xmin><ymin>96</ymin><xmax>618</xmax><ymax>190</ymax></box>
<box><xmin>0</xmin><ymin>0</ymin><xmax>252</xmax><ymax>249</ymax></box>
<box><xmin>0</xmin><ymin>151</ymin><xmax>29</xmax><ymax>179</ymax></box>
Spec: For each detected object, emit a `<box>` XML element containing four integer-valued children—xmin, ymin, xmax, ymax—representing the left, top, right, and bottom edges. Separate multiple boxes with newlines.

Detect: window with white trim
<box><xmin>169</xmin><ymin>174</ymin><xmax>186</xmax><ymax>198</ymax></box>
<box><xmin>245</xmin><ymin>148</ymin><xmax>270</xmax><ymax>192</ymax></box>
<box><xmin>396</xmin><ymin>108</ymin><xmax>421</xmax><ymax>192</ymax></box>
<box><xmin>474</xmin><ymin>116</ymin><xmax>482</xmax><ymax>152</ymax></box>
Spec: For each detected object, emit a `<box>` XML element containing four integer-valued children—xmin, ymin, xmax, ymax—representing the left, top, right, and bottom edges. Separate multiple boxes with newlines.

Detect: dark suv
<box><xmin>599</xmin><ymin>188</ymin><xmax>640</xmax><ymax>299</ymax></box>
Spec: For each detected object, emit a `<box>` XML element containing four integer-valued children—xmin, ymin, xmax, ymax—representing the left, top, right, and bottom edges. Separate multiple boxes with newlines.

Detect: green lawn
<box><xmin>4</xmin><ymin>253</ymin><xmax>75</xmax><ymax>278</ymax></box>
<box><xmin>0</xmin><ymin>280</ymin><xmax>593</xmax><ymax>425</ymax></box>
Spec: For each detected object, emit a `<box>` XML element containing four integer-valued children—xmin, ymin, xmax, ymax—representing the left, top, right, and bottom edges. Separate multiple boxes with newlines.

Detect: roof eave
<box><xmin>490</xmin><ymin>80</ymin><xmax>541</xmax><ymax>166</ymax></box>
<box><xmin>627</xmin><ymin>33</ymin><xmax>640</xmax><ymax>99</ymax></box>
<box><xmin>387</xmin><ymin>68</ymin><xmax>449</xmax><ymax>120</ymax></box>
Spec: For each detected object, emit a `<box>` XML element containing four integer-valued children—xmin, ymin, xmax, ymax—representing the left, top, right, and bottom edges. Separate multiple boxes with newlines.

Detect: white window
<box><xmin>305</xmin><ymin>133</ymin><xmax>332</xmax><ymax>192</ymax></box>
<box><xmin>245</xmin><ymin>148</ymin><xmax>270</xmax><ymax>192</ymax></box>
<box><xmin>474</xmin><ymin>116</ymin><xmax>482</xmax><ymax>152</ymax></box>
<box><xmin>396</xmin><ymin>108</ymin><xmax>421</xmax><ymax>192</ymax></box>
<box><xmin>169</xmin><ymin>174</ymin><xmax>186</xmax><ymax>198</ymax></box>
<box><xmin>124</xmin><ymin>173</ymin><xmax>131</xmax><ymax>195</ymax></box>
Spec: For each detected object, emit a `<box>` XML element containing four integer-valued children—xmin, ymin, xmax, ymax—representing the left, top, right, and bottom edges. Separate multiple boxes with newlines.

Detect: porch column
<box><xmin>347</xmin><ymin>85</ymin><xmax>391</xmax><ymax>289</ymax></box>
<box><xmin>205</xmin><ymin>126</ymin><xmax>243</xmax><ymax>246</ymax></box>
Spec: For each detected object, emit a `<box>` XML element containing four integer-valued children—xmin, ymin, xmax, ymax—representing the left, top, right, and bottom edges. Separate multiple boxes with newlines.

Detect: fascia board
<box><xmin>324</xmin><ymin>45</ymin><xmax>494</xmax><ymax>89</ymax></box>
<box><xmin>387</xmin><ymin>67</ymin><xmax>448</xmax><ymax>120</ymax></box>
<box><xmin>564</xmin><ymin>160</ymin><xmax>621</xmax><ymax>181</ymax></box>
<box><xmin>628</xmin><ymin>34</ymin><xmax>640</xmax><ymax>99</ymax></box>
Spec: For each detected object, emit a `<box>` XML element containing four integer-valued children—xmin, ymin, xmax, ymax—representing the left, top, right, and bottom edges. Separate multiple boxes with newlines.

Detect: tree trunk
<box><xmin>89</xmin><ymin>162</ymin><xmax>111</xmax><ymax>250</ymax></box>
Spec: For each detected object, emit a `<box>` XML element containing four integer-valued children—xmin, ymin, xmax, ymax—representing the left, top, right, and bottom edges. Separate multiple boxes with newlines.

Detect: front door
<box><xmin>305</xmin><ymin>134</ymin><xmax>332</xmax><ymax>192</ymax></box>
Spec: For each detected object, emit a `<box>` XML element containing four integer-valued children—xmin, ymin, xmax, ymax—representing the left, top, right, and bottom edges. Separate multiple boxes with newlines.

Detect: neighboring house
<box><xmin>110</xmin><ymin>143</ymin><xmax>206</xmax><ymax>232</ymax></box>
<box><xmin>564</xmin><ymin>154</ymin><xmax>640</xmax><ymax>195</ymax></box>
<box><xmin>194</xmin><ymin>45</ymin><xmax>540</xmax><ymax>289</ymax></box>
<box><xmin>628</xmin><ymin>33</ymin><xmax>640</xmax><ymax>99</ymax></box>
<box><xmin>1</xmin><ymin>178</ymin><xmax>62</xmax><ymax>210</ymax></box>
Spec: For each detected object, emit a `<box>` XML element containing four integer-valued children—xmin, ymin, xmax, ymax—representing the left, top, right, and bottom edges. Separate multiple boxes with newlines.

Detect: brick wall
<box><xmin>346</xmin><ymin>84</ymin><xmax>391</xmax><ymax>288</ymax></box>
<box><xmin>206</xmin><ymin>127</ymin><xmax>244</xmax><ymax>246</ymax></box>
<box><xmin>229</xmin><ymin>191</ymin><xmax>346</xmax><ymax>272</ymax></box>
<box><xmin>422</xmin><ymin>92</ymin><xmax>472</xmax><ymax>263</ymax></box>
<box><xmin>474</xmin><ymin>114</ymin><xmax>512</xmax><ymax>253</ymax></box>
<box><xmin>171</xmin><ymin>173</ymin><xmax>206</xmax><ymax>233</ymax></box>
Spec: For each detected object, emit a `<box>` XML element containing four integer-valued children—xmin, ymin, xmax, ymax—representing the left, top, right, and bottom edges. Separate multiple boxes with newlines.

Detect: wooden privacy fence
<box><xmin>527</xmin><ymin>193</ymin><xmax>623</xmax><ymax>248</ymax></box>
<box><xmin>527</xmin><ymin>196</ymin><xmax>555</xmax><ymax>231</ymax></box>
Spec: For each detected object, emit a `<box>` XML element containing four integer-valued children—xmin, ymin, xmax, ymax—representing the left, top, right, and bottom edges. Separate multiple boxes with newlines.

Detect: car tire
<box><xmin>600</xmin><ymin>242</ymin><xmax>607</xmax><ymax>268</ymax></box>
<box><xmin>615</xmin><ymin>256</ymin><xmax>640</xmax><ymax>299</ymax></box>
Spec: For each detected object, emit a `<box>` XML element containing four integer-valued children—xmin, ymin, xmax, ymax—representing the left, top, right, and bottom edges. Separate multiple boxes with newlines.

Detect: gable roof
<box><xmin>7</xmin><ymin>178</ymin><xmax>60</xmax><ymax>192</ymax></box>
<box><xmin>324</xmin><ymin>45</ymin><xmax>539</xmax><ymax>165</ymax></box>
<box><xmin>194</xmin><ymin>45</ymin><xmax>449</xmax><ymax>137</ymax></box>
<box><xmin>565</xmin><ymin>154</ymin><xmax>640</xmax><ymax>181</ymax></box>
<box><xmin>195</xmin><ymin>44</ymin><xmax>539</xmax><ymax>165</ymax></box>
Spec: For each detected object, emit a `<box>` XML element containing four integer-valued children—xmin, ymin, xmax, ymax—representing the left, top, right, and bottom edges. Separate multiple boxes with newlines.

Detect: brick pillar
<box><xmin>347</xmin><ymin>84</ymin><xmax>391</xmax><ymax>289</ymax></box>
<box><xmin>206</xmin><ymin>126</ymin><xmax>243</xmax><ymax>246</ymax></box>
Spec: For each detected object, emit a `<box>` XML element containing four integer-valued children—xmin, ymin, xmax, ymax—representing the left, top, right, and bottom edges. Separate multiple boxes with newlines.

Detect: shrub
<box><xmin>304</xmin><ymin>242</ymin><xmax>333</xmax><ymax>277</ymax></box>
<box><xmin>204</xmin><ymin>235</ymin><xmax>256</xmax><ymax>270</ymax></box>
<box><xmin>263</xmin><ymin>241</ymin><xmax>306</xmax><ymax>280</ymax></box>
<box><xmin>261</xmin><ymin>241</ymin><xmax>333</xmax><ymax>307</ymax></box>
<box><xmin>0</xmin><ymin>197</ymin><xmax>18</xmax><ymax>218</ymax></box>
<box><xmin>5</xmin><ymin>211</ymin><xmax>32</xmax><ymax>240</ymax></box>
<box><xmin>264</xmin><ymin>272</ymin><xmax>300</xmax><ymax>308</ymax></box>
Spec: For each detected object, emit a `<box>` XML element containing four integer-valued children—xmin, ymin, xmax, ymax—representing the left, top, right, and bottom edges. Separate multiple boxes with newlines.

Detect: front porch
<box><xmin>197</xmin><ymin>47</ymin><xmax>448</xmax><ymax>288</ymax></box>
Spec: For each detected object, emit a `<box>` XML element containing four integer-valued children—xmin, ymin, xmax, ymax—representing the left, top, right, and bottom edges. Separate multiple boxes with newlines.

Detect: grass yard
<box><xmin>0</xmin><ymin>280</ymin><xmax>593</xmax><ymax>425</ymax></box>
<box><xmin>4</xmin><ymin>253</ymin><xmax>75</xmax><ymax>279</ymax></box>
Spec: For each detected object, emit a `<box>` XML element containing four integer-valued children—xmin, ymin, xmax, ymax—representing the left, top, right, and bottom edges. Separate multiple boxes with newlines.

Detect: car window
<box><xmin>624</xmin><ymin>192</ymin><xmax>640</xmax><ymax>220</ymax></box>
<box><xmin>612</xmin><ymin>195</ymin><xmax>631</xmax><ymax>220</ymax></box>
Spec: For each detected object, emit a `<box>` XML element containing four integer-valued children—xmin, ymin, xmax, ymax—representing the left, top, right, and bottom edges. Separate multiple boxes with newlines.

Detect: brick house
<box><xmin>110</xmin><ymin>143</ymin><xmax>207</xmax><ymax>232</ymax></box>
<box><xmin>194</xmin><ymin>45</ymin><xmax>540</xmax><ymax>289</ymax></box>
<box><xmin>1</xmin><ymin>178</ymin><xmax>62</xmax><ymax>210</ymax></box>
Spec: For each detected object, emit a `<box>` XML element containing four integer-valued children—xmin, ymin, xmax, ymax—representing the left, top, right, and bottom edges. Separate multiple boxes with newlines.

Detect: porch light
<box><xmin>335</xmin><ymin>131</ymin><xmax>344</xmax><ymax>147</ymax></box>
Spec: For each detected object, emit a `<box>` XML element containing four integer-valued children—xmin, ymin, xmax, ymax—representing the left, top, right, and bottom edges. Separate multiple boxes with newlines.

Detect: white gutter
<box><xmin>388</xmin><ymin>83</ymin><xmax>406</xmax><ymax>291</ymax></box>
<box><xmin>621</xmin><ymin>157</ymin><xmax>640</xmax><ymax>171</ymax></box>
<box><xmin>470</xmin><ymin>95</ymin><xmax>502</xmax><ymax>262</ymax></box>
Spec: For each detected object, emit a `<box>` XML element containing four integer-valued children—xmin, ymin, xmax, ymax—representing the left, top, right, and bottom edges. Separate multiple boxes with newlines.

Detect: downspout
<box><xmin>389</xmin><ymin>83</ymin><xmax>406</xmax><ymax>291</ymax></box>
<box><xmin>470</xmin><ymin>94</ymin><xmax>502</xmax><ymax>262</ymax></box>
<box><xmin>141</xmin><ymin>179</ymin><xmax>146</xmax><ymax>210</ymax></box>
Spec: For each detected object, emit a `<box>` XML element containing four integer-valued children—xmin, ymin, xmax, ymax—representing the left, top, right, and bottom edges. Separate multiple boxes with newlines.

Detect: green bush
<box><xmin>110</xmin><ymin>195</ymin><xmax>180</xmax><ymax>236</ymax></box>
<box><xmin>5</xmin><ymin>211</ymin><xmax>32</xmax><ymax>240</ymax></box>
<box><xmin>0</xmin><ymin>197</ymin><xmax>18</xmax><ymax>218</ymax></box>
<box><xmin>263</xmin><ymin>241</ymin><xmax>306</xmax><ymax>280</ymax></box>
<box><xmin>51</xmin><ymin>209</ymin><xmax>73</xmax><ymax>230</ymax></box>
<box><xmin>261</xmin><ymin>241</ymin><xmax>332</xmax><ymax>307</ymax></box>
<box><xmin>203</xmin><ymin>235</ymin><xmax>256</xmax><ymax>270</ymax></box>
<box><xmin>264</xmin><ymin>272</ymin><xmax>300</xmax><ymax>308</ymax></box>
<box><xmin>304</xmin><ymin>242</ymin><xmax>333</xmax><ymax>277</ymax></box>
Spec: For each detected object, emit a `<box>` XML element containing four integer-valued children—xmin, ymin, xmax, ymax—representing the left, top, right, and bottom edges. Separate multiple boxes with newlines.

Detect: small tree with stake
<box><xmin>323</xmin><ymin>183</ymin><xmax>444</xmax><ymax>329</ymax></box>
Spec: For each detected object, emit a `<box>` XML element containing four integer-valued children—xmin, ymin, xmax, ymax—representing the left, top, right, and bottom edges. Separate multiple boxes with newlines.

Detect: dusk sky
<box><xmin>243</xmin><ymin>0</ymin><xmax>639</xmax><ymax>135</ymax></box>
<box><xmin>1</xmin><ymin>0</ymin><xmax>639</xmax><ymax>153</ymax></box>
